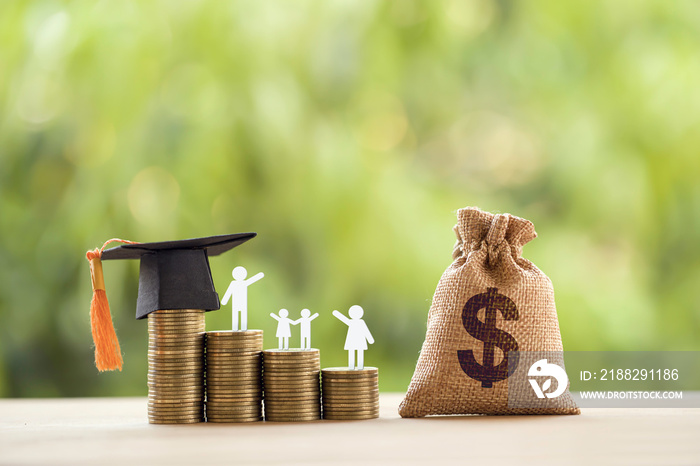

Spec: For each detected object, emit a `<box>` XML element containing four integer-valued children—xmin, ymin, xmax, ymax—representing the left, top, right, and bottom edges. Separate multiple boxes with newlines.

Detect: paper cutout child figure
<box><xmin>221</xmin><ymin>266</ymin><xmax>264</xmax><ymax>331</ymax></box>
<box><xmin>332</xmin><ymin>305</ymin><xmax>374</xmax><ymax>370</ymax></box>
<box><xmin>270</xmin><ymin>309</ymin><xmax>297</xmax><ymax>350</ymax></box>
<box><xmin>293</xmin><ymin>309</ymin><xmax>319</xmax><ymax>350</ymax></box>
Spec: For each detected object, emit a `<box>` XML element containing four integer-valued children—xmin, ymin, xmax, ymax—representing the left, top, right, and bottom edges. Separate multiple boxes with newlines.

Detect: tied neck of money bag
<box><xmin>453</xmin><ymin>208</ymin><xmax>537</xmax><ymax>286</ymax></box>
<box><xmin>86</xmin><ymin>238</ymin><xmax>140</xmax><ymax>371</ymax></box>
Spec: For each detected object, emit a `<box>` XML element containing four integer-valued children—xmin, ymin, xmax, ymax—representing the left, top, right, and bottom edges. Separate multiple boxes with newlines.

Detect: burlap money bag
<box><xmin>399</xmin><ymin>207</ymin><xmax>579</xmax><ymax>416</ymax></box>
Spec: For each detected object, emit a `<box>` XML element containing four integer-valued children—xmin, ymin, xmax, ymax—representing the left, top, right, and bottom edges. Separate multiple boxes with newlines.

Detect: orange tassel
<box><xmin>86</xmin><ymin>238</ymin><xmax>139</xmax><ymax>372</ymax></box>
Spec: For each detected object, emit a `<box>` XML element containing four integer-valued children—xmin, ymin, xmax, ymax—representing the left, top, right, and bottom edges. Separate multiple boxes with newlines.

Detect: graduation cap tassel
<box><xmin>86</xmin><ymin>238</ymin><xmax>139</xmax><ymax>372</ymax></box>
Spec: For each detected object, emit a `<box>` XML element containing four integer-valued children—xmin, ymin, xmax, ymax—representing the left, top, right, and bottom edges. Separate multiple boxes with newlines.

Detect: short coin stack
<box><xmin>321</xmin><ymin>367</ymin><xmax>379</xmax><ymax>420</ymax></box>
<box><xmin>205</xmin><ymin>330</ymin><xmax>263</xmax><ymax>422</ymax></box>
<box><xmin>147</xmin><ymin>309</ymin><xmax>206</xmax><ymax>424</ymax></box>
<box><xmin>263</xmin><ymin>349</ymin><xmax>321</xmax><ymax>422</ymax></box>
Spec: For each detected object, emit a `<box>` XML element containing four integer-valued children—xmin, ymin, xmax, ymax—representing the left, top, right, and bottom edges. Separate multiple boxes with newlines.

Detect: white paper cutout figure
<box><xmin>270</xmin><ymin>309</ymin><xmax>297</xmax><ymax>350</ymax></box>
<box><xmin>221</xmin><ymin>266</ymin><xmax>264</xmax><ymax>331</ymax></box>
<box><xmin>332</xmin><ymin>305</ymin><xmax>374</xmax><ymax>370</ymax></box>
<box><xmin>293</xmin><ymin>309</ymin><xmax>319</xmax><ymax>350</ymax></box>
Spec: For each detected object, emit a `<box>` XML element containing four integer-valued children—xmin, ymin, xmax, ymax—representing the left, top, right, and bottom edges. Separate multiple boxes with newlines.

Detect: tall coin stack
<box><xmin>147</xmin><ymin>309</ymin><xmax>206</xmax><ymax>424</ymax></box>
<box><xmin>321</xmin><ymin>367</ymin><xmax>379</xmax><ymax>420</ymax></box>
<box><xmin>263</xmin><ymin>349</ymin><xmax>321</xmax><ymax>422</ymax></box>
<box><xmin>205</xmin><ymin>330</ymin><xmax>263</xmax><ymax>422</ymax></box>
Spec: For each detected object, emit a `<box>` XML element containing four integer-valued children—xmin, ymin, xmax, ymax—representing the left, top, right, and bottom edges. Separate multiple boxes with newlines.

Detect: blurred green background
<box><xmin>1</xmin><ymin>0</ymin><xmax>698</xmax><ymax>397</ymax></box>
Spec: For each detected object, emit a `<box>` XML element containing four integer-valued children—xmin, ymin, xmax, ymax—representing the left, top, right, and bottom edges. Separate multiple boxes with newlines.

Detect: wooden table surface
<box><xmin>1</xmin><ymin>394</ymin><xmax>699</xmax><ymax>465</ymax></box>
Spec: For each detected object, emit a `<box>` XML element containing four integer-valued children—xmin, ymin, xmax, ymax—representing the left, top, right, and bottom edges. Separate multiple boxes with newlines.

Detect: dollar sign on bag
<box><xmin>457</xmin><ymin>287</ymin><xmax>520</xmax><ymax>388</ymax></box>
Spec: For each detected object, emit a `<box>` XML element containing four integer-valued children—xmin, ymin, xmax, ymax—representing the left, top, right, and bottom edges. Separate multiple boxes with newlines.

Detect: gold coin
<box><xmin>147</xmin><ymin>397</ymin><xmax>204</xmax><ymax>404</ymax></box>
<box><xmin>148</xmin><ymin>387</ymin><xmax>205</xmax><ymax>394</ymax></box>
<box><xmin>262</xmin><ymin>359</ymin><xmax>320</xmax><ymax>365</ymax></box>
<box><xmin>264</xmin><ymin>415</ymin><xmax>321</xmax><ymax>422</ymax></box>
<box><xmin>207</xmin><ymin>370</ymin><xmax>261</xmax><ymax>376</ymax></box>
<box><xmin>263</xmin><ymin>373</ymin><xmax>319</xmax><ymax>380</ymax></box>
<box><xmin>263</xmin><ymin>384</ymin><xmax>320</xmax><ymax>391</ymax></box>
<box><xmin>322</xmin><ymin>397</ymin><xmax>379</xmax><ymax>404</ymax></box>
<box><xmin>322</xmin><ymin>387</ymin><xmax>379</xmax><ymax>394</ymax></box>
<box><xmin>148</xmin><ymin>407</ymin><xmax>203</xmax><ymax>413</ymax></box>
<box><xmin>149</xmin><ymin>317</ymin><xmax>204</xmax><ymax>324</ymax></box>
<box><xmin>321</xmin><ymin>381</ymin><xmax>377</xmax><ymax>388</ymax></box>
<box><xmin>207</xmin><ymin>388</ymin><xmax>262</xmax><ymax>394</ymax></box>
<box><xmin>206</xmin><ymin>419</ymin><xmax>262</xmax><ymax>423</ymax></box>
<box><xmin>322</xmin><ymin>389</ymin><xmax>378</xmax><ymax>395</ymax></box>
<box><xmin>322</xmin><ymin>366</ymin><xmax>377</xmax><ymax>374</ymax></box>
<box><xmin>147</xmin><ymin>382</ymin><xmax>204</xmax><ymax>389</ymax></box>
<box><xmin>207</xmin><ymin>339</ymin><xmax>263</xmax><ymax>344</ymax></box>
<box><xmin>148</xmin><ymin>400</ymin><xmax>202</xmax><ymax>409</ymax></box>
<box><xmin>149</xmin><ymin>341</ymin><xmax>205</xmax><ymax>348</ymax></box>
<box><xmin>263</xmin><ymin>357</ymin><xmax>320</xmax><ymax>363</ymax></box>
<box><xmin>148</xmin><ymin>328</ymin><xmax>206</xmax><ymax>334</ymax></box>
<box><xmin>149</xmin><ymin>331</ymin><xmax>205</xmax><ymax>338</ymax></box>
<box><xmin>148</xmin><ymin>391</ymin><xmax>205</xmax><ymax>398</ymax></box>
<box><xmin>323</xmin><ymin>406</ymin><xmax>380</xmax><ymax>413</ymax></box>
<box><xmin>265</xmin><ymin>409</ymin><xmax>321</xmax><ymax>416</ymax></box>
<box><xmin>262</xmin><ymin>356</ymin><xmax>320</xmax><ymax>361</ymax></box>
<box><xmin>206</xmin><ymin>359</ymin><xmax>261</xmax><ymax>364</ymax></box>
<box><xmin>206</xmin><ymin>345</ymin><xmax>262</xmax><ymax>350</ymax></box>
<box><xmin>263</xmin><ymin>349</ymin><xmax>319</xmax><ymax>355</ymax></box>
<box><xmin>147</xmin><ymin>379</ymin><xmax>203</xmax><ymax>385</ymax></box>
<box><xmin>147</xmin><ymin>409</ymin><xmax>204</xmax><ymax>415</ymax></box>
<box><xmin>323</xmin><ymin>415</ymin><xmax>377</xmax><ymax>421</ymax></box>
<box><xmin>263</xmin><ymin>367</ymin><xmax>320</xmax><ymax>374</ymax></box>
<box><xmin>147</xmin><ymin>416</ymin><xmax>204</xmax><ymax>422</ymax></box>
<box><xmin>206</xmin><ymin>394</ymin><xmax>262</xmax><ymax>400</ymax></box>
<box><xmin>321</xmin><ymin>376</ymin><xmax>377</xmax><ymax>382</ymax></box>
<box><xmin>264</xmin><ymin>386</ymin><xmax>320</xmax><ymax>393</ymax></box>
<box><xmin>206</xmin><ymin>395</ymin><xmax>262</xmax><ymax>401</ymax></box>
<box><xmin>147</xmin><ymin>370</ymin><xmax>203</xmax><ymax>377</ymax></box>
<box><xmin>207</xmin><ymin>329</ymin><xmax>263</xmax><ymax>336</ymax></box>
<box><xmin>264</xmin><ymin>399</ymin><xmax>321</xmax><ymax>406</ymax></box>
<box><xmin>147</xmin><ymin>372</ymin><xmax>203</xmax><ymax>378</ymax></box>
<box><xmin>206</xmin><ymin>387</ymin><xmax>262</xmax><ymax>395</ymax></box>
<box><xmin>206</xmin><ymin>360</ymin><xmax>262</xmax><ymax>367</ymax></box>
<box><xmin>206</xmin><ymin>406</ymin><xmax>261</xmax><ymax>413</ymax></box>
<box><xmin>147</xmin><ymin>362</ymin><xmax>204</xmax><ymax>369</ymax></box>
<box><xmin>206</xmin><ymin>398</ymin><xmax>261</xmax><ymax>405</ymax></box>
<box><xmin>263</xmin><ymin>360</ymin><xmax>319</xmax><ymax>366</ymax></box>
<box><xmin>206</xmin><ymin>417</ymin><xmax>262</xmax><ymax>423</ymax></box>
<box><xmin>148</xmin><ymin>420</ymin><xmax>203</xmax><ymax>425</ymax></box>
<box><xmin>149</xmin><ymin>321</ymin><xmax>204</xmax><ymax>328</ymax></box>
<box><xmin>261</xmin><ymin>395</ymin><xmax>319</xmax><ymax>402</ymax></box>
<box><xmin>263</xmin><ymin>378</ymin><xmax>319</xmax><ymax>385</ymax></box>
<box><xmin>206</xmin><ymin>374</ymin><xmax>262</xmax><ymax>381</ymax></box>
<box><xmin>206</xmin><ymin>381</ymin><xmax>263</xmax><ymax>387</ymax></box>
<box><xmin>322</xmin><ymin>402</ymin><xmax>380</xmax><ymax>410</ymax></box>
<box><xmin>206</xmin><ymin>413</ymin><xmax>261</xmax><ymax>419</ymax></box>
<box><xmin>264</xmin><ymin>403</ymin><xmax>320</xmax><ymax>410</ymax></box>
<box><xmin>206</xmin><ymin>405</ymin><xmax>261</xmax><ymax>413</ymax></box>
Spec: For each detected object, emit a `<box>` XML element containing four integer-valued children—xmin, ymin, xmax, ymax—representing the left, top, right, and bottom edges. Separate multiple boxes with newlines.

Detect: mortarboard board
<box><xmin>86</xmin><ymin>233</ymin><xmax>256</xmax><ymax>371</ymax></box>
<box><xmin>101</xmin><ymin>233</ymin><xmax>256</xmax><ymax>319</ymax></box>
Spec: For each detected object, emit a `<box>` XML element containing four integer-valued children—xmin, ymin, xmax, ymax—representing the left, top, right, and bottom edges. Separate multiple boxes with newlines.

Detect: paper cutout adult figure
<box><xmin>221</xmin><ymin>266</ymin><xmax>264</xmax><ymax>331</ymax></box>
<box><xmin>270</xmin><ymin>309</ymin><xmax>297</xmax><ymax>350</ymax></box>
<box><xmin>332</xmin><ymin>305</ymin><xmax>374</xmax><ymax>370</ymax></box>
<box><xmin>293</xmin><ymin>309</ymin><xmax>319</xmax><ymax>350</ymax></box>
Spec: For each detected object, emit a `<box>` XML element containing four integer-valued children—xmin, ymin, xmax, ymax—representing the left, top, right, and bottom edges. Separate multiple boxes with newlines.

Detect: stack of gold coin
<box><xmin>205</xmin><ymin>330</ymin><xmax>263</xmax><ymax>422</ymax></box>
<box><xmin>321</xmin><ymin>367</ymin><xmax>379</xmax><ymax>420</ymax></box>
<box><xmin>263</xmin><ymin>349</ymin><xmax>321</xmax><ymax>422</ymax></box>
<box><xmin>147</xmin><ymin>309</ymin><xmax>206</xmax><ymax>424</ymax></box>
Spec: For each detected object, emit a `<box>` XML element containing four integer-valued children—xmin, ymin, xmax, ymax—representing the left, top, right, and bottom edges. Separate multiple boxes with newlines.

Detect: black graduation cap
<box><xmin>101</xmin><ymin>233</ymin><xmax>256</xmax><ymax>319</ymax></box>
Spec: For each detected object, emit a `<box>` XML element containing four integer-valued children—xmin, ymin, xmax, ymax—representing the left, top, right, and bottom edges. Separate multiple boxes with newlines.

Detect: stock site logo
<box><xmin>528</xmin><ymin>359</ymin><xmax>568</xmax><ymax>399</ymax></box>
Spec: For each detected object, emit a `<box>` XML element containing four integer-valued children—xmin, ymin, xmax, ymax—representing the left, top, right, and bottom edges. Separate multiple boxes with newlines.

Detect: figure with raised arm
<box><xmin>270</xmin><ymin>309</ymin><xmax>296</xmax><ymax>350</ymax></box>
<box><xmin>221</xmin><ymin>266</ymin><xmax>264</xmax><ymax>331</ymax></box>
<box><xmin>332</xmin><ymin>305</ymin><xmax>374</xmax><ymax>369</ymax></box>
<box><xmin>293</xmin><ymin>309</ymin><xmax>319</xmax><ymax>350</ymax></box>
